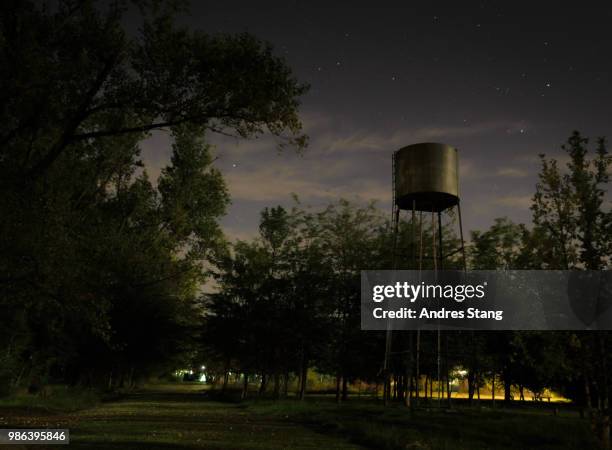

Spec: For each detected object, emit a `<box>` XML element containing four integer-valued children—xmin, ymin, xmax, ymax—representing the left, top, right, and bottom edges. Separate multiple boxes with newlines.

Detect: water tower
<box><xmin>394</xmin><ymin>142</ymin><xmax>459</xmax><ymax>214</ymax></box>
<box><xmin>383</xmin><ymin>142</ymin><xmax>467</xmax><ymax>406</ymax></box>
<box><xmin>390</xmin><ymin>142</ymin><xmax>466</xmax><ymax>272</ymax></box>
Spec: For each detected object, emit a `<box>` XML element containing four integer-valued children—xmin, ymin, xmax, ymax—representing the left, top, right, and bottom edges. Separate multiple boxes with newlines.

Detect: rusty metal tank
<box><xmin>394</xmin><ymin>142</ymin><xmax>459</xmax><ymax>212</ymax></box>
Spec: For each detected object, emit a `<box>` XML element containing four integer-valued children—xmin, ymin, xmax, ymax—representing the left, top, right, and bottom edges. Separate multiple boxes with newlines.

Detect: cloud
<box><xmin>224</xmin><ymin>162</ymin><xmax>391</xmax><ymax>204</ymax></box>
<box><xmin>221</xmin><ymin>226</ymin><xmax>259</xmax><ymax>242</ymax></box>
<box><xmin>204</xmin><ymin>112</ymin><xmax>528</xmax><ymax>159</ymax></box>
<box><xmin>137</xmin><ymin>112</ymin><xmax>540</xmax><ymax>239</ymax></box>
<box><xmin>496</xmin><ymin>195</ymin><xmax>533</xmax><ymax>209</ymax></box>
<box><xmin>496</xmin><ymin>167</ymin><xmax>530</xmax><ymax>178</ymax></box>
<box><xmin>199</xmin><ymin>115</ymin><xmax>528</xmax><ymax>206</ymax></box>
<box><xmin>310</xmin><ymin>119</ymin><xmax>528</xmax><ymax>155</ymax></box>
<box><xmin>224</xmin><ymin>166</ymin><xmax>332</xmax><ymax>202</ymax></box>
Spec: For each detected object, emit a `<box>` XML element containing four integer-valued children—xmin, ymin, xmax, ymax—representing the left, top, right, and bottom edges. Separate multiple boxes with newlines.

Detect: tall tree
<box><xmin>532</xmin><ymin>131</ymin><xmax>610</xmax><ymax>270</ymax></box>
<box><xmin>531</xmin><ymin>131</ymin><xmax>611</xmax><ymax>448</ymax></box>
<box><xmin>0</xmin><ymin>0</ymin><xmax>308</xmax><ymax>392</ymax></box>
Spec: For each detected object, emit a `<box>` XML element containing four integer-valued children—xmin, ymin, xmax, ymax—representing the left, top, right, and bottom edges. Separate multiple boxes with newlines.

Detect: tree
<box><xmin>203</xmin><ymin>204</ymin><xmax>333</xmax><ymax>399</ymax></box>
<box><xmin>0</xmin><ymin>1</ymin><xmax>307</xmax><ymax>184</ymax></box>
<box><xmin>470</xmin><ymin>217</ymin><xmax>527</xmax><ymax>270</ymax></box>
<box><xmin>0</xmin><ymin>0</ymin><xmax>308</xmax><ymax>392</ymax></box>
<box><xmin>531</xmin><ymin>131</ymin><xmax>611</xmax><ymax>448</ymax></box>
<box><xmin>309</xmin><ymin>200</ymin><xmax>386</xmax><ymax>401</ymax></box>
<box><xmin>532</xmin><ymin>131</ymin><xmax>611</xmax><ymax>270</ymax></box>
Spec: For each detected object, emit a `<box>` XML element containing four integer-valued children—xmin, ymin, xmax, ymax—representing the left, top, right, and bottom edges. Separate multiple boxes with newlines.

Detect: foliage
<box><xmin>531</xmin><ymin>131</ymin><xmax>611</xmax><ymax>270</ymax></box>
<box><xmin>0</xmin><ymin>0</ymin><xmax>307</xmax><ymax>392</ymax></box>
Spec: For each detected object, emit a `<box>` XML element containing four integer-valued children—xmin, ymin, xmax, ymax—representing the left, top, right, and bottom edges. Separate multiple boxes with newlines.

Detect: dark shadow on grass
<box><xmin>127</xmin><ymin>391</ymin><xmax>210</xmax><ymax>404</ymax></box>
<box><xmin>70</xmin><ymin>441</ymin><xmax>193</xmax><ymax>450</ymax></box>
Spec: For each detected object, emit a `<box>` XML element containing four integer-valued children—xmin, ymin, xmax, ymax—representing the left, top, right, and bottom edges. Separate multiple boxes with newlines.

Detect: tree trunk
<box><xmin>585</xmin><ymin>373</ymin><xmax>593</xmax><ymax>418</ymax></box>
<box><xmin>222</xmin><ymin>371</ymin><xmax>229</xmax><ymax>392</ymax></box>
<box><xmin>397</xmin><ymin>374</ymin><xmax>404</xmax><ymax>402</ymax></box>
<box><xmin>259</xmin><ymin>373</ymin><xmax>268</xmax><ymax>396</ymax></box>
<box><xmin>241</xmin><ymin>373</ymin><xmax>249</xmax><ymax>400</ymax></box>
<box><xmin>335</xmin><ymin>373</ymin><xmax>341</xmax><ymax>403</ymax></box>
<box><xmin>504</xmin><ymin>376</ymin><xmax>512</xmax><ymax>405</ymax></box>
<box><xmin>283</xmin><ymin>371</ymin><xmax>289</xmax><ymax>398</ymax></box>
<box><xmin>415</xmin><ymin>330</ymin><xmax>421</xmax><ymax>406</ymax></box>
<box><xmin>273</xmin><ymin>373</ymin><xmax>280</xmax><ymax>399</ymax></box>
<box><xmin>430</xmin><ymin>374</ymin><xmax>433</xmax><ymax>400</ymax></box>
<box><xmin>392</xmin><ymin>374</ymin><xmax>398</xmax><ymax>401</ymax></box>
<box><xmin>298</xmin><ymin>363</ymin><xmax>307</xmax><ymax>400</ymax></box>
<box><xmin>599</xmin><ymin>333</ymin><xmax>610</xmax><ymax>449</ymax></box>
<box><xmin>404</xmin><ymin>374</ymin><xmax>411</xmax><ymax>408</ymax></box>
<box><xmin>405</xmin><ymin>332</ymin><xmax>413</xmax><ymax>408</ymax></box>
<box><xmin>445</xmin><ymin>334</ymin><xmax>451</xmax><ymax>407</ymax></box>
<box><xmin>342</xmin><ymin>374</ymin><xmax>349</xmax><ymax>401</ymax></box>
<box><xmin>468</xmin><ymin>371</ymin><xmax>475</xmax><ymax>405</ymax></box>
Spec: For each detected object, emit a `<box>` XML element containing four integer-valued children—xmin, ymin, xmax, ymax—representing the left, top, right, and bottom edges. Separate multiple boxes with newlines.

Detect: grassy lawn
<box><xmin>0</xmin><ymin>384</ymin><xmax>596</xmax><ymax>449</ymax></box>
<box><xmin>0</xmin><ymin>385</ymin><xmax>361</xmax><ymax>449</ymax></box>
<box><xmin>248</xmin><ymin>399</ymin><xmax>595</xmax><ymax>450</ymax></box>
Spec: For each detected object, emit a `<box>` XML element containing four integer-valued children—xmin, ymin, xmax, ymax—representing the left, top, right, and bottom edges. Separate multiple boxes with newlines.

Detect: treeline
<box><xmin>0</xmin><ymin>1</ymin><xmax>306</xmax><ymax>394</ymax></box>
<box><xmin>200</xmin><ymin>132</ymin><xmax>612</xmax><ymax>444</ymax></box>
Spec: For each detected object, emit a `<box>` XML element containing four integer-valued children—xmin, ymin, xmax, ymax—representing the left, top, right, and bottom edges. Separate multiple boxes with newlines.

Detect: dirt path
<box><xmin>0</xmin><ymin>387</ymin><xmax>362</xmax><ymax>450</ymax></box>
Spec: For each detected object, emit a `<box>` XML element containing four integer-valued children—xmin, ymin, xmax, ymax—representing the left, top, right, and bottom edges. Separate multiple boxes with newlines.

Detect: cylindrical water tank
<box><xmin>394</xmin><ymin>142</ymin><xmax>459</xmax><ymax>212</ymax></box>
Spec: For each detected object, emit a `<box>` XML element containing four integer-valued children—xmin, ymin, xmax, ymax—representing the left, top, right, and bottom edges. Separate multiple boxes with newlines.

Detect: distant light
<box><xmin>201</xmin><ymin>365</ymin><xmax>206</xmax><ymax>370</ymax></box>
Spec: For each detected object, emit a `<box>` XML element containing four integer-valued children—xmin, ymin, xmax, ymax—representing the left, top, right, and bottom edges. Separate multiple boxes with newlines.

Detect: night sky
<box><xmin>142</xmin><ymin>2</ymin><xmax>612</xmax><ymax>240</ymax></box>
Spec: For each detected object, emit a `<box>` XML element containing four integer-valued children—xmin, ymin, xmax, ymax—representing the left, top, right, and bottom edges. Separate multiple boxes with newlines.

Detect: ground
<box><xmin>0</xmin><ymin>384</ymin><xmax>597</xmax><ymax>449</ymax></box>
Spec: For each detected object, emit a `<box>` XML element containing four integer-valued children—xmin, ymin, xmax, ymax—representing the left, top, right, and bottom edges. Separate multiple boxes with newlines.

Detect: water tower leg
<box><xmin>383</xmin><ymin>206</ymin><xmax>400</xmax><ymax>406</ymax></box>
<box><xmin>457</xmin><ymin>201</ymin><xmax>467</xmax><ymax>271</ymax></box>
<box><xmin>437</xmin><ymin>211</ymin><xmax>444</xmax><ymax>267</ymax></box>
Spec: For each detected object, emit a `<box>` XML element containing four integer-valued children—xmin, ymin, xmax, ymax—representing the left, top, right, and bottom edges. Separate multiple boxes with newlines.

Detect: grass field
<box><xmin>0</xmin><ymin>384</ymin><xmax>597</xmax><ymax>449</ymax></box>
